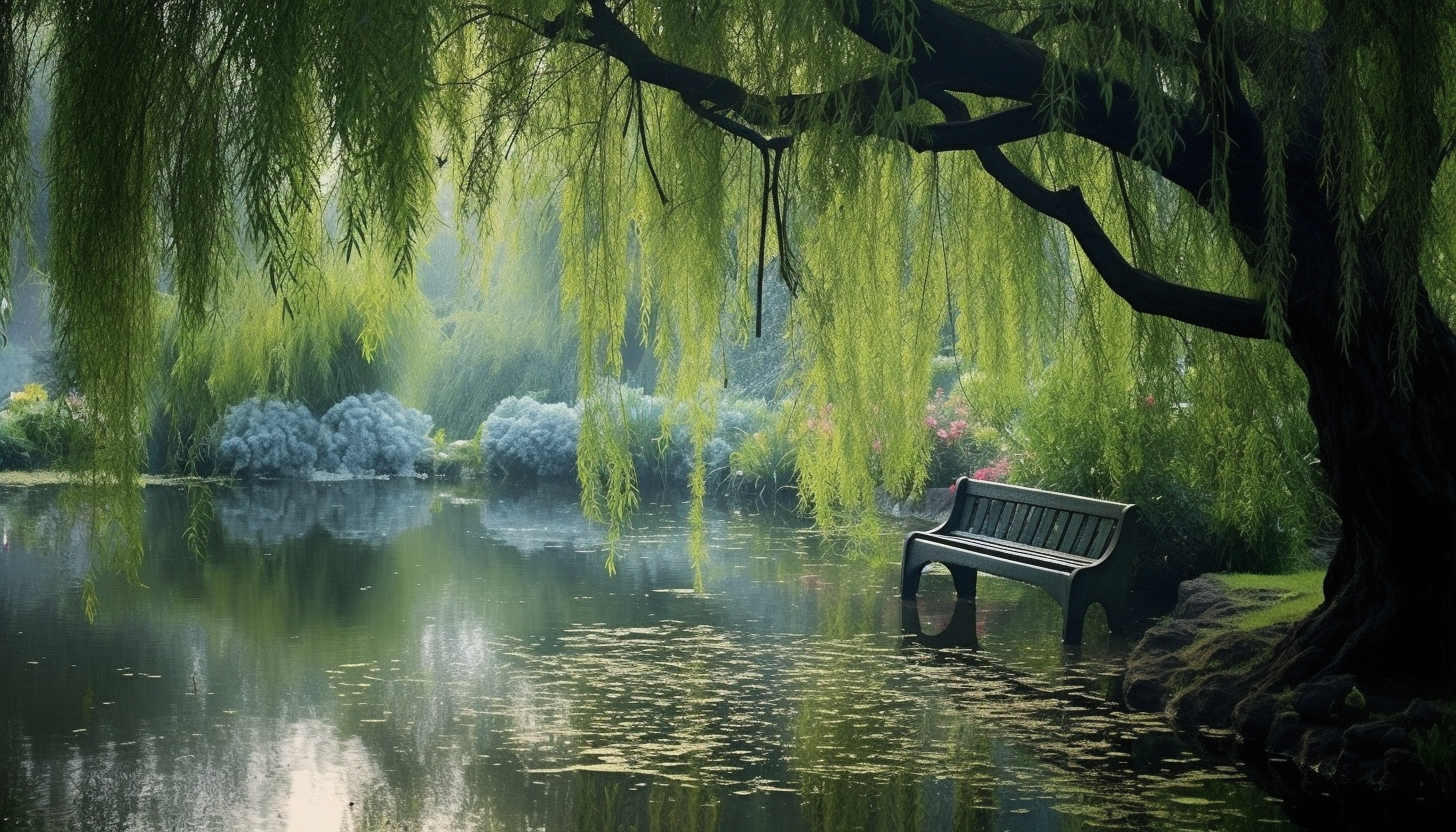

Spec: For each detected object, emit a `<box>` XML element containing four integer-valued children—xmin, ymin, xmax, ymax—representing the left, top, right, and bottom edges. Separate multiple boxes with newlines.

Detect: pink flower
<box><xmin>972</xmin><ymin>458</ymin><xmax>1011</xmax><ymax>483</ymax></box>
<box><xmin>1143</xmin><ymin>395</ymin><xmax>1156</xmax><ymax>408</ymax></box>
<box><xmin>936</xmin><ymin>429</ymin><xmax>949</xmax><ymax>439</ymax></box>
<box><xmin>924</xmin><ymin>416</ymin><xmax>938</xmax><ymax>428</ymax></box>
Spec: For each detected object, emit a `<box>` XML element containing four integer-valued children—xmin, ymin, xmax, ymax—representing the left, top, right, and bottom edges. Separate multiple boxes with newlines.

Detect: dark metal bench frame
<box><xmin>901</xmin><ymin>477</ymin><xmax>1141</xmax><ymax>644</ymax></box>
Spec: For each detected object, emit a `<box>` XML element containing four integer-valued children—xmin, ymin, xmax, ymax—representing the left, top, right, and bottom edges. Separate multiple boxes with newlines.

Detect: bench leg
<box><xmin>946</xmin><ymin>563</ymin><xmax>978</xmax><ymax>600</ymax></box>
<box><xmin>902</xmin><ymin>598</ymin><xmax>979</xmax><ymax>648</ymax></box>
<box><xmin>901</xmin><ymin>555</ymin><xmax>978</xmax><ymax>602</ymax></box>
<box><xmin>1103</xmin><ymin>602</ymin><xmax>1133</xmax><ymax>636</ymax></box>
<box><xmin>900</xmin><ymin>556</ymin><xmax>924</xmax><ymax>600</ymax></box>
<box><xmin>1062</xmin><ymin>585</ymin><xmax>1098</xmax><ymax>644</ymax></box>
<box><xmin>1061</xmin><ymin>606</ymin><xmax>1086</xmax><ymax>645</ymax></box>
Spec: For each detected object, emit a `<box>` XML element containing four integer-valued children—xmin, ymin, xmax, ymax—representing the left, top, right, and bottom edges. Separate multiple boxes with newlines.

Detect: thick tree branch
<box><xmin>841</xmin><ymin>0</ymin><xmax>1271</xmax><ymax>239</ymax></box>
<box><xmin>910</xmin><ymin>104</ymin><xmax>1049</xmax><ymax>151</ymax></box>
<box><xmin>557</xmin><ymin>1</ymin><xmax>1272</xmax><ymax>341</ymax></box>
<box><xmin>974</xmin><ymin>146</ymin><xmax>1269</xmax><ymax>339</ymax></box>
<box><xmin>678</xmin><ymin>95</ymin><xmax>791</xmax><ymax>151</ymax></box>
<box><xmin>577</xmin><ymin>0</ymin><xmax>786</xmax><ymax>143</ymax></box>
<box><xmin>918</xmin><ymin>90</ymin><xmax>1267</xmax><ymax>339</ymax></box>
<box><xmin>578</xmin><ymin>1</ymin><xmax>926</xmax><ymax>149</ymax></box>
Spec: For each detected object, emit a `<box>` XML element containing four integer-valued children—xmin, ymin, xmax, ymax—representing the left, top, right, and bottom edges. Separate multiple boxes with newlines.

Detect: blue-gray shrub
<box><xmin>482</xmin><ymin>396</ymin><xmax>580</xmax><ymax>478</ymax></box>
<box><xmin>320</xmin><ymin>392</ymin><xmax>433</xmax><ymax>476</ymax></box>
<box><xmin>216</xmin><ymin>398</ymin><xmax>324</xmax><ymax>478</ymax></box>
<box><xmin>477</xmin><ymin>387</ymin><xmax>780</xmax><ymax>489</ymax></box>
<box><xmin>605</xmin><ymin>385</ymin><xmax>767</xmax><ymax>487</ymax></box>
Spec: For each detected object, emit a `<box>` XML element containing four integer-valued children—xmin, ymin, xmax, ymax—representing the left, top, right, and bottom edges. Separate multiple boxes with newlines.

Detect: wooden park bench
<box><xmin>901</xmin><ymin>477</ymin><xmax>1141</xmax><ymax>644</ymax></box>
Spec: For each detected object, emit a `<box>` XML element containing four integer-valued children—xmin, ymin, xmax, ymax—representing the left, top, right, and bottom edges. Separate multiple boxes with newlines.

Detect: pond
<box><xmin>0</xmin><ymin>479</ymin><xmax>1296</xmax><ymax>831</ymax></box>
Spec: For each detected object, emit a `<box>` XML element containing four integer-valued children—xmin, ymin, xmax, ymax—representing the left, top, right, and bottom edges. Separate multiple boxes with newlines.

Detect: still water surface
<box><xmin>1</xmin><ymin>480</ymin><xmax>1294</xmax><ymax>831</ymax></box>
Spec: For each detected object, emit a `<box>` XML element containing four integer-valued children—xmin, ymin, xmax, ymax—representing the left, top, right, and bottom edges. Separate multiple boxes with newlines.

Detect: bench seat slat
<box><xmin>1029</xmin><ymin>509</ymin><xmax>1061</xmax><ymax>549</ymax></box>
<box><xmin>946</xmin><ymin>531</ymin><xmax>1101</xmax><ymax>568</ymax></box>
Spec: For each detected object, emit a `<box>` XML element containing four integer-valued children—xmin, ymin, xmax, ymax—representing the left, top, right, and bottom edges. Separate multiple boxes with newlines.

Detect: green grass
<box><xmin>1211</xmin><ymin>570</ymin><xmax>1327</xmax><ymax>630</ymax></box>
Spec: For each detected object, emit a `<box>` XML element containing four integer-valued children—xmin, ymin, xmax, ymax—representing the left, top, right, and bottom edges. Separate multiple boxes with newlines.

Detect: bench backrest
<box><xmin>942</xmin><ymin>478</ymin><xmax>1134</xmax><ymax>562</ymax></box>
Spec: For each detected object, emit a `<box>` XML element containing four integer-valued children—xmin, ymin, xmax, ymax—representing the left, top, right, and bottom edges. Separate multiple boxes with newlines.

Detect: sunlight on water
<box><xmin>0</xmin><ymin>480</ymin><xmax>1296</xmax><ymax>831</ymax></box>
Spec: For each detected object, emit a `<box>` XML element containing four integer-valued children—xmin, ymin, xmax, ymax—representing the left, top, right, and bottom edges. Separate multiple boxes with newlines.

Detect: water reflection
<box><xmin>215</xmin><ymin>478</ymin><xmax>434</xmax><ymax>545</ymax></box>
<box><xmin>0</xmin><ymin>481</ymin><xmax>1296</xmax><ymax>831</ymax></box>
<box><xmin>901</xmin><ymin>596</ymin><xmax>980</xmax><ymax>649</ymax></box>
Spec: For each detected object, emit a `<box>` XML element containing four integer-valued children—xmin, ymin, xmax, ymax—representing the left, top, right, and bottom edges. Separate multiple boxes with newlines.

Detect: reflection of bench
<box><xmin>901</xmin><ymin>477</ymin><xmax>1140</xmax><ymax>644</ymax></box>
<box><xmin>901</xmin><ymin>597</ymin><xmax>979</xmax><ymax>649</ymax></box>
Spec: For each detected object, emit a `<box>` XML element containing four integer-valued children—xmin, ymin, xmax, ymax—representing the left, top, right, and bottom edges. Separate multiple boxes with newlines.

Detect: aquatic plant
<box><xmin>319</xmin><ymin>392</ymin><xmax>432</xmax><ymax>477</ymax></box>
<box><xmin>605</xmin><ymin>385</ymin><xmax>772</xmax><ymax>490</ymax></box>
<box><xmin>725</xmin><ymin>408</ymin><xmax>799</xmax><ymax>502</ymax></box>
<box><xmin>215</xmin><ymin>398</ymin><xmax>324</xmax><ymax>479</ymax></box>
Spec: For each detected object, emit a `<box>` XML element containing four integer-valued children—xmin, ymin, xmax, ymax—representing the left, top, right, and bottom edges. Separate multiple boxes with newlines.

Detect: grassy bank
<box><xmin>1210</xmin><ymin>570</ymin><xmax>1327</xmax><ymax>630</ymax></box>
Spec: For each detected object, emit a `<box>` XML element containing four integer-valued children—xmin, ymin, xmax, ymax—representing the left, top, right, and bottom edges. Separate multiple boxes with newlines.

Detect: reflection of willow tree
<box><xmin>791</xmin><ymin>645</ymin><xmax>996</xmax><ymax>832</ymax></box>
<box><xmin>796</xmin><ymin>730</ymin><xmax>1001</xmax><ymax>832</ymax></box>
<box><xmin>797</xmin><ymin>770</ymin><xmax>919</xmax><ymax>832</ymax></box>
<box><xmin>792</xmin><ymin>560</ymin><xmax>979</xmax><ymax>831</ymax></box>
<box><xmin>137</xmin><ymin>486</ymin><xmax>427</xmax><ymax>681</ymax></box>
<box><xmin>784</xmin><ymin>628</ymin><xmax>1292</xmax><ymax>831</ymax></box>
<box><xmin>572</xmin><ymin>773</ymin><xmax>718</xmax><ymax>832</ymax></box>
<box><xmin>0</xmin><ymin>729</ymin><xmax>44</xmax><ymax>829</ymax></box>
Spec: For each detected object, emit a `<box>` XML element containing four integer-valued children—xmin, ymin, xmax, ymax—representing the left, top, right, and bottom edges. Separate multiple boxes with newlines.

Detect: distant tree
<box><xmin>2</xmin><ymin>1</ymin><xmax>1454</xmax><ymax>723</ymax></box>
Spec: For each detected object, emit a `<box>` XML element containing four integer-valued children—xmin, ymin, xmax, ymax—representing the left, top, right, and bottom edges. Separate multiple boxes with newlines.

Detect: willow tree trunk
<box><xmin>1233</xmin><ymin>194</ymin><xmax>1456</xmax><ymax>699</ymax></box>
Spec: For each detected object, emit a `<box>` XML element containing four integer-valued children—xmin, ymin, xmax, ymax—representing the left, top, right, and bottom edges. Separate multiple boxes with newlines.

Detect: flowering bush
<box><xmin>482</xmin><ymin>396</ymin><xmax>581</xmax><ymax>478</ymax></box>
<box><xmin>216</xmin><ymin>398</ymin><xmax>325</xmax><ymax>478</ymax></box>
<box><xmin>319</xmin><ymin>392</ymin><xmax>433</xmax><ymax>476</ymax></box>
<box><xmin>922</xmin><ymin>388</ymin><xmax>1005</xmax><ymax>489</ymax></box>
<box><xmin>971</xmin><ymin>457</ymin><xmax>1011</xmax><ymax>482</ymax></box>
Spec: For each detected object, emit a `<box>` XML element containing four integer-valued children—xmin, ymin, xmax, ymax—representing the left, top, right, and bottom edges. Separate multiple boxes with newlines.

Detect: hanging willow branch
<box><xmin>768</xmin><ymin>146</ymin><xmax>798</xmax><ymax>296</ymax></box>
<box><xmin>756</xmin><ymin>146</ymin><xmax>771</xmax><ymax>337</ymax></box>
<box><xmin>633</xmin><ymin>79</ymin><xmax>669</xmax><ymax>205</ymax></box>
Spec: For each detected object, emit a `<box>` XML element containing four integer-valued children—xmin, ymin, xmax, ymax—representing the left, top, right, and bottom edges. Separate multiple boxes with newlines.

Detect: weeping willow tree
<box><xmin>1</xmin><ymin>0</ymin><xmax>1455</xmax><ymax>727</ymax></box>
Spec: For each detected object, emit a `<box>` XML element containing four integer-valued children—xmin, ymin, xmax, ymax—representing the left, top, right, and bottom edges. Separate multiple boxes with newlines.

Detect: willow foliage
<box><xmin>2</xmin><ymin>0</ymin><xmax>1448</xmax><ymax>567</ymax></box>
<box><xmin>0</xmin><ymin>0</ymin><xmax>37</xmax><ymax>326</ymax></box>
